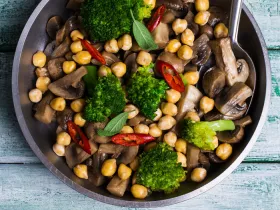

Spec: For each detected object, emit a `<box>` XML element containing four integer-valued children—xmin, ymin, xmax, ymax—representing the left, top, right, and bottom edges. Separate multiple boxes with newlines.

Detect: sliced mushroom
<box><xmin>47</xmin><ymin>58</ymin><xmax>65</xmax><ymax>80</ymax></box>
<box><xmin>199</xmin><ymin>24</ymin><xmax>214</xmax><ymax>40</ymax></box>
<box><xmin>34</xmin><ymin>92</ymin><xmax>56</xmax><ymax>124</ymax></box>
<box><xmin>157</xmin><ymin>51</ymin><xmax>185</xmax><ymax>73</ymax></box>
<box><xmin>56</xmin><ymin>108</ymin><xmax>74</xmax><ymax>131</ymax></box>
<box><xmin>234</xmin><ymin>115</ymin><xmax>252</xmax><ymax>127</ymax></box>
<box><xmin>217</xmin><ymin>125</ymin><xmax>244</xmax><ymax>144</ymax></box>
<box><xmin>44</xmin><ymin>41</ymin><xmax>56</xmax><ymax>58</ymax></box>
<box><xmin>98</xmin><ymin>143</ymin><xmax>125</xmax><ymax>158</ymax></box>
<box><xmin>117</xmin><ymin>146</ymin><xmax>139</xmax><ymax>165</ymax></box>
<box><xmin>204</xmin><ymin>105</ymin><xmax>248</xmax><ymax>121</ymax></box>
<box><xmin>199</xmin><ymin>153</ymin><xmax>210</xmax><ymax>170</ymax></box>
<box><xmin>151</xmin><ymin>22</ymin><xmax>169</xmax><ymax>49</ymax></box>
<box><xmin>84</xmin><ymin>120</ymin><xmax>111</xmax><ymax>143</ymax></box>
<box><xmin>156</xmin><ymin>0</ymin><xmax>184</xmax><ymax>11</ymax></box>
<box><xmin>215</xmin><ymin>82</ymin><xmax>253</xmax><ymax>115</ymax></box>
<box><xmin>91</xmin><ymin>51</ymin><xmax>120</xmax><ymax>66</ymax></box>
<box><xmin>46</xmin><ymin>16</ymin><xmax>64</xmax><ymax>39</ymax></box>
<box><xmin>128</xmin><ymin>115</ymin><xmax>146</xmax><ymax>127</ymax></box>
<box><xmin>202</xmin><ymin>67</ymin><xmax>226</xmax><ymax>98</ymax></box>
<box><xmin>66</xmin><ymin>0</ymin><xmax>84</xmax><ymax>10</ymax></box>
<box><xmin>131</xmin><ymin>39</ymin><xmax>142</xmax><ymax>52</ymax></box>
<box><xmin>65</xmin><ymin>51</ymin><xmax>74</xmax><ymax>61</ymax></box>
<box><xmin>207</xmin><ymin>152</ymin><xmax>225</xmax><ymax>164</ymax></box>
<box><xmin>65</xmin><ymin>140</ymin><xmax>98</xmax><ymax>168</ymax></box>
<box><xmin>124</xmin><ymin>53</ymin><xmax>138</xmax><ymax>76</ymax></box>
<box><xmin>162</xmin><ymin>10</ymin><xmax>176</xmax><ymax>24</ymax></box>
<box><xmin>236</xmin><ymin>59</ymin><xmax>250</xmax><ymax>83</ymax></box>
<box><xmin>107</xmin><ymin>175</ymin><xmax>130</xmax><ymax>197</ymax></box>
<box><xmin>208</xmin><ymin>6</ymin><xmax>228</xmax><ymax>27</ymax></box>
<box><xmin>56</xmin><ymin>26</ymin><xmax>66</xmax><ymax>46</ymax></box>
<box><xmin>51</xmin><ymin>37</ymin><xmax>71</xmax><ymax>59</ymax></box>
<box><xmin>187</xmin><ymin>144</ymin><xmax>200</xmax><ymax>171</ymax></box>
<box><xmin>48</xmin><ymin>66</ymin><xmax>87</xmax><ymax>100</ymax></box>
<box><xmin>192</xmin><ymin>34</ymin><xmax>211</xmax><ymax>66</ymax></box>
<box><xmin>88</xmin><ymin>152</ymin><xmax>108</xmax><ymax>186</ymax></box>
<box><xmin>184</xmin><ymin>10</ymin><xmax>199</xmax><ymax>36</ymax></box>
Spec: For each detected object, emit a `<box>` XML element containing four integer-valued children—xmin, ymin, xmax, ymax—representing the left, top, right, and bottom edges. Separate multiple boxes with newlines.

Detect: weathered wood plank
<box><xmin>0</xmin><ymin>163</ymin><xmax>279</xmax><ymax>210</ymax></box>
<box><xmin>0</xmin><ymin>51</ymin><xmax>280</xmax><ymax>163</ymax></box>
<box><xmin>0</xmin><ymin>0</ymin><xmax>279</xmax><ymax>50</ymax></box>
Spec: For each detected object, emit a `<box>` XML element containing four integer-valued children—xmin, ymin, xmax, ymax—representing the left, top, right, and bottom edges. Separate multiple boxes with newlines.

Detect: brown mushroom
<box><xmin>107</xmin><ymin>175</ymin><xmax>130</xmax><ymax>197</ymax></box>
<box><xmin>47</xmin><ymin>58</ymin><xmax>65</xmax><ymax>80</ymax></box>
<box><xmin>98</xmin><ymin>143</ymin><xmax>125</xmax><ymax>158</ymax></box>
<box><xmin>236</xmin><ymin>59</ymin><xmax>250</xmax><ymax>83</ymax></box>
<box><xmin>34</xmin><ymin>92</ymin><xmax>56</xmax><ymax>124</ymax></box>
<box><xmin>202</xmin><ymin>67</ymin><xmax>226</xmax><ymax>98</ymax></box>
<box><xmin>199</xmin><ymin>153</ymin><xmax>210</xmax><ymax>170</ymax></box>
<box><xmin>128</xmin><ymin>115</ymin><xmax>146</xmax><ymax>127</ymax></box>
<box><xmin>44</xmin><ymin>41</ymin><xmax>56</xmax><ymax>58</ymax></box>
<box><xmin>184</xmin><ymin>10</ymin><xmax>199</xmax><ymax>36</ymax></box>
<box><xmin>56</xmin><ymin>108</ymin><xmax>74</xmax><ymax>131</ymax></box>
<box><xmin>156</xmin><ymin>0</ymin><xmax>184</xmax><ymax>11</ymax></box>
<box><xmin>151</xmin><ymin>22</ymin><xmax>169</xmax><ymax>49</ymax></box>
<box><xmin>234</xmin><ymin>115</ymin><xmax>252</xmax><ymax>127</ymax></box>
<box><xmin>187</xmin><ymin>144</ymin><xmax>200</xmax><ymax>171</ymax></box>
<box><xmin>162</xmin><ymin>10</ymin><xmax>176</xmax><ymax>24</ymax></box>
<box><xmin>192</xmin><ymin>34</ymin><xmax>211</xmax><ymax>66</ymax></box>
<box><xmin>117</xmin><ymin>146</ymin><xmax>139</xmax><ymax>165</ymax></box>
<box><xmin>208</xmin><ymin>6</ymin><xmax>228</xmax><ymax>27</ymax></box>
<box><xmin>157</xmin><ymin>51</ymin><xmax>185</xmax><ymax>73</ymax></box>
<box><xmin>215</xmin><ymin>82</ymin><xmax>253</xmax><ymax>115</ymax></box>
<box><xmin>199</xmin><ymin>24</ymin><xmax>214</xmax><ymax>39</ymax></box>
<box><xmin>84</xmin><ymin>121</ymin><xmax>111</xmax><ymax>144</ymax></box>
<box><xmin>65</xmin><ymin>51</ymin><xmax>74</xmax><ymax>61</ymax></box>
<box><xmin>204</xmin><ymin>105</ymin><xmax>248</xmax><ymax>121</ymax></box>
<box><xmin>46</xmin><ymin>16</ymin><xmax>64</xmax><ymax>39</ymax></box>
<box><xmin>48</xmin><ymin>66</ymin><xmax>87</xmax><ymax>100</ymax></box>
<box><xmin>217</xmin><ymin>125</ymin><xmax>244</xmax><ymax>144</ymax></box>
<box><xmin>66</xmin><ymin>0</ymin><xmax>84</xmax><ymax>10</ymax></box>
<box><xmin>124</xmin><ymin>53</ymin><xmax>138</xmax><ymax>75</ymax></box>
<box><xmin>207</xmin><ymin>152</ymin><xmax>225</xmax><ymax>164</ymax></box>
<box><xmin>91</xmin><ymin>51</ymin><xmax>120</xmax><ymax>66</ymax></box>
<box><xmin>51</xmin><ymin>37</ymin><xmax>71</xmax><ymax>59</ymax></box>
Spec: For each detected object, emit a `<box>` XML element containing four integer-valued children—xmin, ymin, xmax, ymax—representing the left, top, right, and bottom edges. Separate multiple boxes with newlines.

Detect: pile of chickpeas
<box><xmin>29</xmin><ymin>0</ymin><xmax>235</xmax><ymax>199</ymax></box>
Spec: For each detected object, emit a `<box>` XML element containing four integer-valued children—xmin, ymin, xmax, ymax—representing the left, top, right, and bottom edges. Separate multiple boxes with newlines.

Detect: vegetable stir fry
<box><xmin>29</xmin><ymin>0</ymin><xmax>253</xmax><ymax>200</ymax></box>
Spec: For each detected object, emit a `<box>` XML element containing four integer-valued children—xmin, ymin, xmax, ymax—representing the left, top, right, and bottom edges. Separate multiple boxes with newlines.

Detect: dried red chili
<box><xmin>156</xmin><ymin>60</ymin><xmax>185</xmax><ymax>92</ymax></box>
<box><xmin>80</xmin><ymin>39</ymin><xmax>106</xmax><ymax>65</ymax></box>
<box><xmin>147</xmin><ymin>5</ymin><xmax>166</xmax><ymax>32</ymax></box>
<box><xmin>112</xmin><ymin>134</ymin><xmax>156</xmax><ymax>146</ymax></box>
<box><xmin>67</xmin><ymin>121</ymin><xmax>91</xmax><ymax>154</ymax></box>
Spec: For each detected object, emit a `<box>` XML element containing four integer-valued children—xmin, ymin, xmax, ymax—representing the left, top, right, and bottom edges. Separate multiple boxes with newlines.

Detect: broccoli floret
<box><xmin>127</xmin><ymin>63</ymin><xmax>169</xmax><ymax>120</ymax></box>
<box><xmin>84</xmin><ymin>74</ymin><xmax>126</xmax><ymax>122</ymax></box>
<box><xmin>81</xmin><ymin>0</ymin><xmax>152</xmax><ymax>41</ymax></box>
<box><xmin>181</xmin><ymin>120</ymin><xmax>235</xmax><ymax>150</ymax></box>
<box><xmin>136</xmin><ymin>143</ymin><xmax>186</xmax><ymax>194</ymax></box>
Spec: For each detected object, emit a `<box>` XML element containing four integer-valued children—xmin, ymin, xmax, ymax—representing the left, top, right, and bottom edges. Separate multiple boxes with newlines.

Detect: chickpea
<box><xmin>216</xmin><ymin>143</ymin><xmax>232</xmax><ymax>160</ymax></box>
<box><xmin>29</xmin><ymin>89</ymin><xmax>42</xmax><ymax>103</ymax></box>
<box><xmin>172</xmin><ymin>19</ymin><xmax>188</xmax><ymax>35</ymax></box>
<box><xmin>74</xmin><ymin>113</ymin><xmax>86</xmax><ymax>127</ymax></box>
<box><xmin>214</xmin><ymin>23</ymin><xmax>229</xmax><ymax>39</ymax></box>
<box><xmin>149</xmin><ymin>123</ymin><xmax>162</xmax><ymax>137</ymax></box>
<box><xmin>183</xmin><ymin>71</ymin><xmax>199</xmax><ymax>85</ymax></box>
<box><xmin>72</xmin><ymin>51</ymin><xmax>92</xmax><ymax>65</ymax></box>
<box><xmin>165</xmin><ymin>39</ymin><xmax>182</xmax><ymax>53</ymax></box>
<box><xmin>63</xmin><ymin>61</ymin><xmax>77</xmax><ymax>74</ymax></box>
<box><xmin>212</xmin><ymin>136</ymin><xmax>219</xmax><ymax>149</ymax></box>
<box><xmin>71</xmin><ymin>99</ymin><xmax>86</xmax><ymax>113</ymax></box>
<box><xmin>50</xmin><ymin>97</ymin><xmax>66</xmax><ymax>111</ymax></box>
<box><xmin>130</xmin><ymin>157</ymin><xmax>140</xmax><ymax>171</ymax></box>
<box><xmin>153</xmin><ymin>108</ymin><xmax>162</xmax><ymax>121</ymax></box>
<box><xmin>144</xmin><ymin>142</ymin><xmax>157</xmax><ymax>152</ymax></box>
<box><xmin>200</xmin><ymin>96</ymin><xmax>215</xmax><ymax>114</ymax></box>
<box><xmin>184</xmin><ymin>111</ymin><xmax>200</xmax><ymax>122</ymax></box>
<box><xmin>70</xmin><ymin>30</ymin><xmax>84</xmax><ymax>41</ymax></box>
<box><xmin>118</xmin><ymin>164</ymin><xmax>132</xmax><ymax>180</ymax></box>
<box><xmin>191</xmin><ymin>168</ymin><xmax>207</xmax><ymax>182</ymax></box>
<box><xmin>136</xmin><ymin>51</ymin><xmax>152</xmax><ymax>66</ymax></box>
<box><xmin>161</xmin><ymin>102</ymin><xmax>178</xmax><ymax>116</ymax></box>
<box><xmin>166</xmin><ymin>89</ymin><xmax>181</xmax><ymax>103</ymax></box>
<box><xmin>105</xmin><ymin>39</ymin><xmax>119</xmax><ymax>53</ymax></box>
<box><xmin>53</xmin><ymin>143</ymin><xmax>65</xmax><ymax>156</ymax></box>
<box><xmin>177</xmin><ymin>45</ymin><xmax>193</xmax><ymax>61</ymax></box>
<box><xmin>124</xmin><ymin>104</ymin><xmax>139</xmax><ymax>119</ymax></box>
<box><xmin>194</xmin><ymin>11</ymin><xmax>211</xmax><ymax>26</ymax></box>
<box><xmin>175</xmin><ymin>139</ymin><xmax>187</xmax><ymax>154</ymax></box>
<box><xmin>143</xmin><ymin>0</ymin><xmax>156</xmax><ymax>9</ymax></box>
<box><xmin>35</xmin><ymin>67</ymin><xmax>49</xmax><ymax>77</ymax></box>
<box><xmin>56</xmin><ymin>132</ymin><xmax>71</xmax><ymax>146</ymax></box>
<box><xmin>73</xmin><ymin>164</ymin><xmax>88</xmax><ymax>179</ymax></box>
<box><xmin>195</xmin><ymin>0</ymin><xmax>210</xmax><ymax>12</ymax></box>
<box><xmin>121</xmin><ymin>125</ymin><xmax>134</xmax><ymax>134</ymax></box>
<box><xmin>181</xmin><ymin>29</ymin><xmax>195</xmax><ymax>46</ymax></box>
<box><xmin>36</xmin><ymin>76</ymin><xmax>51</xmax><ymax>93</ymax></box>
<box><xmin>131</xmin><ymin>184</ymin><xmax>148</xmax><ymax>199</ymax></box>
<box><xmin>98</xmin><ymin>65</ymin><xmax>112</xmax><ymax>77</ymax></box>
<box><xmin>118</xmin><ymin>34</ymin><xmax>133</xmax><ymax>51</ymax></box>
<box><xmin>111</xmin><ymin>62</ymin><xmax>127</xmax><ymax>78</ymax></box>
<box><xmin>164</xmin><ymin>131</ymin><xmax>177</xmax><ymax>147</ymax></box>
<box><xmin>134</xmin><ymin>124</ymin><xmax>149</xmax><ymax>134</ymax></box>
<box><xmin>177</xmin><ymin>152</ymin><xmax>187</xmax><ymax>167</ymax></box>
<box><xmin>32</xmin><ymin>51</ymin><xmax>46</xmax><ymax>68</ymax></box>
<box><xmin>101</xmin><ymin>159</ymin><xmax>117</xmax><ymax>177</ymax></box>
<box><xmin>70</xmin><ymin>40</ymin><xmax>83</xmax><ymax>54</ymax></box>
<box><xmin>158</xmin><ymin>115</ymin><xmax>176</xmax><ymax>130</ymax></box>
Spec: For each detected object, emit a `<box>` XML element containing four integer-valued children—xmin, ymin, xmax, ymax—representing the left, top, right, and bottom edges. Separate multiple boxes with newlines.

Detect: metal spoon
<box><xmin>229</xmin><ymin>0</ymin><xmax>256</xmax><ymax>112</ymax></box>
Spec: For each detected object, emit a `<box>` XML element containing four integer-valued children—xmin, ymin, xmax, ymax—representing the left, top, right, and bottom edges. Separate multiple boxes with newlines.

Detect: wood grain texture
<box><xmin>0</xmin><ymin>0</ymin><xmax>279</xmax><ymax>50</ymax></box>
<box><xmin>0</xmin><ymin>163</ymin><xmax>279</xmax><ymax>210</ymax></box>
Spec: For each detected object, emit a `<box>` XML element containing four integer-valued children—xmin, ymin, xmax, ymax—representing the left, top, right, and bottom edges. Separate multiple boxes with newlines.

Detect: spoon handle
<box><xmin>229</xmin><ymin>0</ymin><xmax>243</xmax><ymax>44</ymax></box>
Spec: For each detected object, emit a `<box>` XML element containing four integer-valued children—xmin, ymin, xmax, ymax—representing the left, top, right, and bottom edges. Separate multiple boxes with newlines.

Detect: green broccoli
<box><xmin>136</xmin><ymin>143</ymin><xmax>186</xmax><ymax>194</ymax></box>
<box><xmin>81</xmin><ymin>0</ymin><xmax>152</xmax><ymax>41</ymax></box>
<box><xmin>181</xmin><ymin>119</ymin><xmax>235</xmax><ymax>150</ymax></box>
<box><xmin>127</xmin><ymin>63</ymin><xmax>169</xmax><ymax>120</ymax></box>
<box><xmin>84</xmin><ymin>74</ymin><xmax>126</xmax><ymax>122</ymax></box>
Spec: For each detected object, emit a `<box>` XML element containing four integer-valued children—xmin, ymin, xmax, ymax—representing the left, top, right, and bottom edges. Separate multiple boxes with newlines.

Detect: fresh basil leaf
<box><xmin>130</xmin><ymin>10</ymin><xmax>158</xmax><ymax>51</ymax></box>
<box><xmin>83</xmin><ymin>66</ymin><xmax>98</xmax><ymax>96</ymax></box>
<box><xmin>97</xmin><ymin>112</ymin><xmax>129</xmax><ymax>136</ymax></box>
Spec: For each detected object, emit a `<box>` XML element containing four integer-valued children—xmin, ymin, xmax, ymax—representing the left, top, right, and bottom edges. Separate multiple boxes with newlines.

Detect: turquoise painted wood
<box><xmin>0</xmin><ymin>0</ymin><xmax>279</xmax><ymax>209</ymax></box>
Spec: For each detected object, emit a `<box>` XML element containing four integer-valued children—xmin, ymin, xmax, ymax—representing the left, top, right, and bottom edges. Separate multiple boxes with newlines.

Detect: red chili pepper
<box><xmin>80</xmin><ymin>39</ymin><xmax>106</xmax><ymax>65</ymax></box>
<box><xmin>67</xmin><ymin>121</ymin><xmax>91</xmax><ymax>154</ymax></box>
<box><xmin>147</xmin><ymin>5</ymin><xmax>166</xmax><ymax>32</ymax></box>
<box><xmin>112</xmin><ymin>134</ymin><xmax>156</xmax><ymax>146</ymax></box>
<box><xmin>156</xmin><ymin>60</ymin><xmax>185</xmax><ymax>92</ymax></box>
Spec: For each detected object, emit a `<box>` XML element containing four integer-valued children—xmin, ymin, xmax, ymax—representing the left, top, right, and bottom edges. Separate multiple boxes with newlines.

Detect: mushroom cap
<box><xmin>47</xmin><ymin>57</ymin><xmax>65</xmax><ymax>81</ymax></box>
<box><xmin>217</xmin><ymin>125</ymin><xmax>245</xmax><ymax>144</ymax></box>
<box><xmin>203</xmin><ymin>67</ymin><xmax>226</xmax><ymax>98</ymax></box>
<box><xmin>34</xmin><ymin>92</ymin><xmax>56</xmax><ymax>124</ymax></box>
<box><xmin>46</xmin><ymin>16</ymin><xmax>64</xmax><ymax>40</ymax></box>
<box><xmin>151</xmin><ymin>22</ymin><xmax>170</xmax><ymax>49</ymax></box>
<box><xmin>157</xmin><ymin>51</ymin><xmax>185</xmax><ymax>73</ymax></box>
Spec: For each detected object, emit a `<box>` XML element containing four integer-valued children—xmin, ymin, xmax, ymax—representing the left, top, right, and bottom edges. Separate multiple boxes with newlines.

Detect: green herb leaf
<box><xmin>130</xmin><ymin>10</ymin><xmax>158</xmax><ymax>51</ymax></box>
<box><xmin>83</xmin><ymin>66</ymin><xmax>98</xmax><ymax>96</ymax></box>
<box><xmin>180</xmin><ymin>73</ymin><xmax>188</xmax><ymax>86</ymax></box>
<box><xmin>97</xmin><ymin>112</ymin><xmax>129</xmax><ymax>136</ymax></box>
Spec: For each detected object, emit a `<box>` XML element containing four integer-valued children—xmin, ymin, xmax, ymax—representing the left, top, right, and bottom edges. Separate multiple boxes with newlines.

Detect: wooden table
<box><xmin>0</xmin><ymin>0</ymin><xmax>279</xmax><ymax>209</ymax></box>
